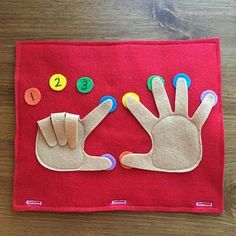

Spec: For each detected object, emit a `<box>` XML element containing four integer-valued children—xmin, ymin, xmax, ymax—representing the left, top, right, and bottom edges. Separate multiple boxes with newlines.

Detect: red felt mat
<box><xmin>13</xmin><ymin>38</ymin><xmax>224</xmax><ymax>212</ymax></box>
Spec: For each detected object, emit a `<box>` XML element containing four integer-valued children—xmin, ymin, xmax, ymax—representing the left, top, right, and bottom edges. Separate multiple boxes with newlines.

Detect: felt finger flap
<box><xmin>14</xmin><ymin>38</ymin><xmax>224</xmax><ymax>213</ymax></box>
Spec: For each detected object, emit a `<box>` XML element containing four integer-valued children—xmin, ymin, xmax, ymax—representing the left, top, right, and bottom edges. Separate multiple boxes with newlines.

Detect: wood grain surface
<box><xmin>0</xmin><ymin>0</ymin><xmax>236</xmax><ymax>235</ymax></box>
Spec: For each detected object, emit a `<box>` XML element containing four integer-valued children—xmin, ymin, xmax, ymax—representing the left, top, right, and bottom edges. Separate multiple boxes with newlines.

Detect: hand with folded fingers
<box><xmin>120</xmin><ymin>75</ymin><xmax>217</xmax><ymax>172</ymax></box>
<box><xmin>36</xmin><ymin>99</ymin><xmax>114</xmax><ymax>171</ymax></box>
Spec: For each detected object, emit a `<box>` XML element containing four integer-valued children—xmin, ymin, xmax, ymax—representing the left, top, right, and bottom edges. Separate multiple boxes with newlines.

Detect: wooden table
<box><xmin>0</xmin><ymin>1</ymin><xmax>235</xmax><ymax>235</ymax></box>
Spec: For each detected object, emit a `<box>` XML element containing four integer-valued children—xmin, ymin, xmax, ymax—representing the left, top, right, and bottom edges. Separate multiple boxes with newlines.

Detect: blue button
<box><xmin>99</xmin><ymin>95</ymin><xmax>117</xmax><ymax>113</ymax></box>
<box><xmin>173</xmin><ymin>73</ymin><xmax>191</xmax><ymax>88</ymax></box>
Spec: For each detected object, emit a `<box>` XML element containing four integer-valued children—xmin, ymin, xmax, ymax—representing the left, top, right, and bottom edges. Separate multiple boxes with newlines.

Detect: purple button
<box><xmin>102</xmin><ymin>154</ymin><xmax>116</xmax><ymax>171</ymax></box>
<box><xmin>200</xmin><ymin>90</ymin><xmax>218</xmax><ymax>106</ymax></box>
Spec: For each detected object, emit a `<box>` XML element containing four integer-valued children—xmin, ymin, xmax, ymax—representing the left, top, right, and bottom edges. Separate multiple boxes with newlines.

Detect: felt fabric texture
<box><xmin>120</xmin><ymin>78</ymin><xmax>216</xmax><ymax>172</ymax></box>
<box><xmin>38</xmin><ymin>117</ymin><xmax>57</xmax><ymax>147</ymax></box>
<box><xmin>14</xmin><ymin>38</ymin><xmax>224</xmax><ymax>213</ymax></box>
<box><xmin>51</xmin><ymin>112</ymin><xmax>67</xmax><ymax>146</ymax></box>
<box><xmin>36</xmin><ymin>101</ymin><xmax>113</xmax><ymax>171</ymax></box>
<box><xmin>64</xmin><ymin>113</ymin><xmax>79</xmax><ymax>149</ymax></box>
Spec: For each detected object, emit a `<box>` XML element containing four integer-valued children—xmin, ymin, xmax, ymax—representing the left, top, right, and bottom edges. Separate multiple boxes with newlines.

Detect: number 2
<box><xmin>54</xmin><ymin>78</ymin><xmax>62</xmax><ymax>87</ymax></box>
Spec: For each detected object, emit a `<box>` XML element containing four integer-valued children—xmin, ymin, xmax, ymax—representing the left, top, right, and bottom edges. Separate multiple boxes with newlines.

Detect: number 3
<box><xmin>81</xmin><ymin>80</ymin><xmax>88</xmax><ymax>90</ymax></box>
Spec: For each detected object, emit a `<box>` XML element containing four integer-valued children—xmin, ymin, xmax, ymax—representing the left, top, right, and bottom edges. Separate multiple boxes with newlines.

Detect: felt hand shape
<box><xmin>36</xmin><ymin>100</ymin><xmax>113</xmax><ymax>171</ymax></box>
<box><xmin>120</xmin><ymin>77</ymin><xmax>217</xmax><ymax>172</ymax></box>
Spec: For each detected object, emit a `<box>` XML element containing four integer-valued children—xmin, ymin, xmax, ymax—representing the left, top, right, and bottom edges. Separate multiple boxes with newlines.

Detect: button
<box><xmin>200</xmin><ymin>90</ymin><xmax>218</xmax><ymax>106</ymax></box>
<box><xmin>99</xmin><ymin>95</ymin><xmax>117</xmax><ymax>113</ymax></box>
<box><xmin>77</xmin><ymin>77</ymin><xmax>94</xmax><ymax>93</ymax></box>
<box><xmin>173</xmin><ymin>73</ymin><xmax>191</xmax><ymax>88</ymax></box>
<box><xmin>102</xmin><ymin>154</ymin><xmax>116</xmax><ymax>171</ymax></box>
<box><xmin>122</xmin><ymin>92</ymin><xmax>140</xmax><ymax>108</ymax></box>
<box><xmin>49</xmin><ymin>74</ymin><xmax>67</xmax><ymax>91</ymax></box>
<box><xmin>147</xmin><ymin>75</ymin><xmax>165</xmax><ymax>91</ymax></box>
<box><xmin>24</xmin><ymin>88</ymin><xmax>41</xmax><ymax>105</ymax></box>
<box><xmin>119</xmin><ymin>151</ymin><xmax>133</xmax><ymax>169</ymax></box>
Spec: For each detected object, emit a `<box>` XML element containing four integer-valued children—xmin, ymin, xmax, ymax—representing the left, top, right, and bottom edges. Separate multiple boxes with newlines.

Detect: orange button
<box><xmin>119</xmin><ymin>151</ymin><xmax>133</xmax><ymax>169</ymax></box>
<box><xmin>24</xmin><ymin>88</ymin><xmax>41</xmax><ymax>105</ymax></box>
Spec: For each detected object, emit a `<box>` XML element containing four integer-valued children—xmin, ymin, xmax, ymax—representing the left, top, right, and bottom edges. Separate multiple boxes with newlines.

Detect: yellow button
<box><xmin>49</xmin><ymin>74</ymin><xmax>67</xmax><ymax>91</ymax></box>
<box><xmin>122</xmin><ymin>92</ymin><xmax>140</xmax><ymax>108</ymax></box>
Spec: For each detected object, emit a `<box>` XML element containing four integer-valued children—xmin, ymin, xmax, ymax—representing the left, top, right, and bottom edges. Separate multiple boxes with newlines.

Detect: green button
<box><xmin>147</xmin><ymin>75</ymin><xmax>165</xmax><ymax>91</ymax></box>
<box><xmin>77</xmin><ymin>77</ymin><xmax>94</xmax><ymax>93</ymax></box>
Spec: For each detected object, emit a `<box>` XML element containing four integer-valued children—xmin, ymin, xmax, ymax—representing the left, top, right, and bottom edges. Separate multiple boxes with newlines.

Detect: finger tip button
<box><xmin>119</xmin><ymin>151</ymin><xmax>133</xmax><ymax>169</ymax></box>
<box><xmin>102</xmin><ymin>154</ymin><xmax>116</xmax><ymax>171</ymax></box>
<box><xmin>173</xmin><ymin>73</ymin><xmax>191</xmax><ymax>88</ymax></box>
<box><xmin>99</xmin><ymin>95</ymin><xmax>117</xmax><ymax>112</ymax></box>
<box><xmin>147</xmin><ymin>75</ymin><xmax>165</xmax><ymax>91</ymax></box>
<box><xmin>122</xmin><ymin>92</ymin><xmax>140</xmax><ymax>108</ymax></box>
<box><xmin>201</xmin><ymin>90</ymin><xmax>218</xmax><ymax>106</ymax></box>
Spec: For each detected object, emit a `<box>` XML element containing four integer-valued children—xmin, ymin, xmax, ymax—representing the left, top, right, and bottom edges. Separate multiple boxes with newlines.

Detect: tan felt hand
<box><xmin>120</xmin><ymin>78</ymin><xmax>216</xmax><ymax>172</ymax></box>
<box><xmin>36</xmin><ymin>100</ymin><xmax>113</xmax><ymax>171</ymax></box>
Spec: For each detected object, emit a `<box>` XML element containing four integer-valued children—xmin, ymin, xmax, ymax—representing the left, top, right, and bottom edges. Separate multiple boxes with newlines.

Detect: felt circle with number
<box><xmin>24</xmin><ymin>87</ymin><xmax>41</xmax><ymax>105</ymax></box>
<box><xmin>49</xmin><ymin>74</ymin><xmax>67</xmax><ymax>91</ymax></box>
<box><xmin>77</xmin><ymin>77</ymin><xmax>94</xmax><ymax>93</ymax></box>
